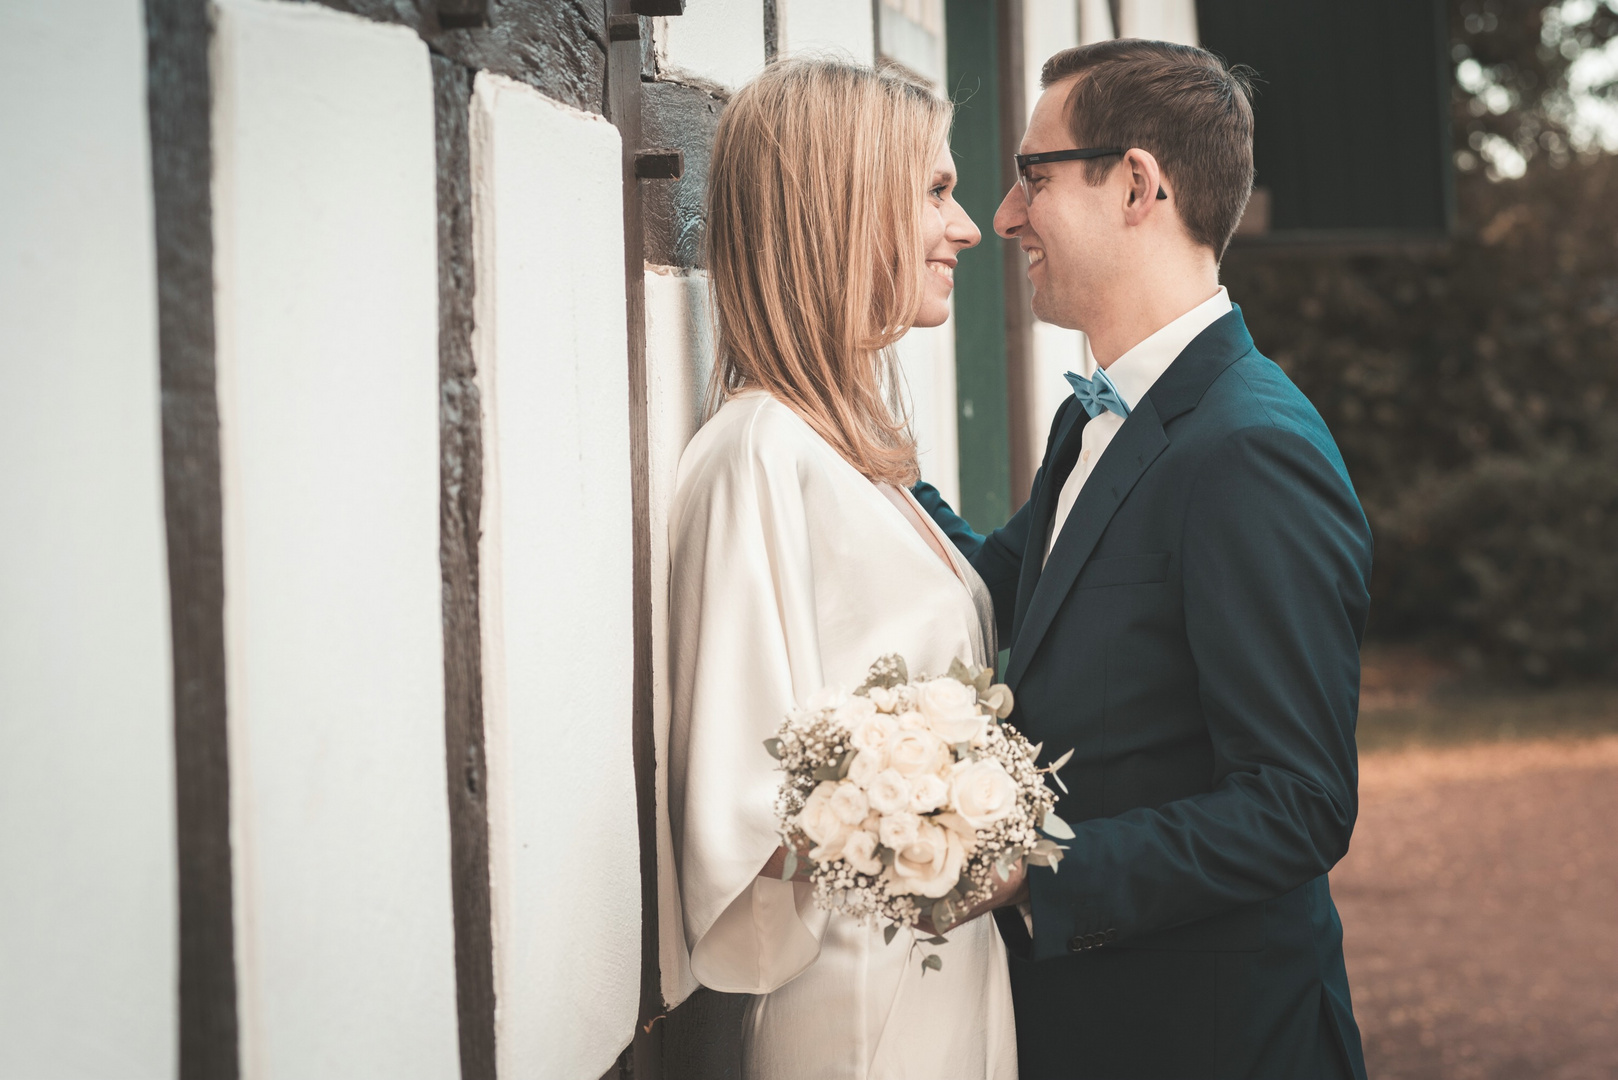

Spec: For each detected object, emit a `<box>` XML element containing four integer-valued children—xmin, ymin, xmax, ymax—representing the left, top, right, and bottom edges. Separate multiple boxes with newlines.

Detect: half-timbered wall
<box><xmin>0</xmin><ymin>1</ymin><xmax>1043</xmax><ymax>1077</ymax></box>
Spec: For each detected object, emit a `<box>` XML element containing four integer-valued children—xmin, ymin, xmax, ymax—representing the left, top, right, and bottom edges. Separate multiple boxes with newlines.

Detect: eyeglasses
<box><xmin>1013</xmin><ymin>148</ymin><xmax>1169</xmax><ymax>204</ymax></box>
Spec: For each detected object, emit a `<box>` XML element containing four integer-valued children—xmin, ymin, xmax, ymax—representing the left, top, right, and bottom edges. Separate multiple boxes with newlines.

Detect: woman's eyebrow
<box><xmin>932</xmin><ymin>169</ymin><xmax>956</xmax><ymax>185</ymax></box>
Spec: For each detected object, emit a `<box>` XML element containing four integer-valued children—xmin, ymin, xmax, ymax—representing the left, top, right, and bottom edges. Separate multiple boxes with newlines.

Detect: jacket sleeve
<box><xmin>1025</xmin><ymin>423</ymin><xmax>1373</xmax><ymax>961</ymax></box>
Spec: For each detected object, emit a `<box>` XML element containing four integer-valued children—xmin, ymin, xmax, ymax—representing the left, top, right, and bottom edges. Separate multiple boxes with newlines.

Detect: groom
<box><xmin>915</xmin><ymin>40</ymin><xmax>1372</xmax><ymax>1080</ymax></box>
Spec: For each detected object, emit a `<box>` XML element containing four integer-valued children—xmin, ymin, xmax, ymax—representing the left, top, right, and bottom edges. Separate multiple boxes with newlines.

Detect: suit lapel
<box><xmin>1005</xmin><ymin>397</ymin><xmax>1168</xmax><ymax>688</ymax></box>
<box><xmin>1010</xmin><ymin>403</ymin><xmax>1088</xmax><ymax>642</ymax></box>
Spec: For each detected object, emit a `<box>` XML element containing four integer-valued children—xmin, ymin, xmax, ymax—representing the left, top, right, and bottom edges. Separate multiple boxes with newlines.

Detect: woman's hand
<box><xmin>758</xmin><ymin>834</ymin><xmax>814</xmax><ymax>883</ymax></box>
<box><xmin>914</xmin><ymin>858</ymin><xmax>1028</xmax><ymax>937</ymax></box>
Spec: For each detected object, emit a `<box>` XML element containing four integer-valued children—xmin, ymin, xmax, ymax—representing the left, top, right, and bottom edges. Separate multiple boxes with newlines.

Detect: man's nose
<box><xmin>993</xmin><ymin>183</ymin><xmax>1025</xmax><ymax>240</ymax></box>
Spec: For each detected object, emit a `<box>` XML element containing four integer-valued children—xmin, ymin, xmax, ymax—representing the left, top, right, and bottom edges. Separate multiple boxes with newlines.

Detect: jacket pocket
<box><xmin>1075</xmin><ymin>551</ymin><xmax>1171</xmax><ymax>589</ymax></box>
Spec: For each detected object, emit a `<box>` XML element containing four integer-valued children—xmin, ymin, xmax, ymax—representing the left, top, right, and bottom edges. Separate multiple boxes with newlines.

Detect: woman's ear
<box><xmin>1122</xmin><ymin>148</ymin><xmax>1164</xmax><ymax>225</ymax></box>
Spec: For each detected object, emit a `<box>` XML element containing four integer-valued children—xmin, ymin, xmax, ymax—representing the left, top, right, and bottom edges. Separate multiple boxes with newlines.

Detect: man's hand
<box><xmin>915</xmin><ymin>858</ymin><xmax>1029</xmax><ymax>937</ymax></box>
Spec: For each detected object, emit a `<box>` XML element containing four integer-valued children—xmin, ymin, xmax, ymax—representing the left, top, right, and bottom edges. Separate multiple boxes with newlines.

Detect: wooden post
<box><xmin>144</xmin><ymin>1</ymin><xmax>241</xmax><ymax>1076</ymax></box>
<box><xmin>604</xmin><ymin>2</ymin><xmax>665</xmax><ymax>1076</ymax></box>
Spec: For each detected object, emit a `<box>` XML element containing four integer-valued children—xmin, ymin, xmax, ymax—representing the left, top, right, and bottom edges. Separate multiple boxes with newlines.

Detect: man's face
<box><xmin>994</xmin><ymin>78</ymin><xmax>1120</xmax><ymax>329</ymax></box>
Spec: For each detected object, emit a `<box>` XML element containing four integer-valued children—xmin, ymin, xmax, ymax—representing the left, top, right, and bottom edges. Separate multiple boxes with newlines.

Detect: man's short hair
<box><xmin>1042</xmin><ymin>39</ymin><xmax>1256</xmax><ymax>258</ymax></box>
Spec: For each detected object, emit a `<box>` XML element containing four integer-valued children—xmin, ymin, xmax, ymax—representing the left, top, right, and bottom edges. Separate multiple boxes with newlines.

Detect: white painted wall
<box><xmin>0</xmin><ymin>4</ymin><xmax>176</xmax><ymax>1076</ymax></box>
<box><xmin>470</xmin><ymin>74</ymin><xmax>641</xmax><ymax>1079</ymax></box>
<box><xmin>779</xmin><ymin>0</ymin><xmax>875</xmax><ymax>64</ymax></box>
<box><xmin>644</xmin><ymin>267</ymin><xmax>714</xmax><ymax>1008</ymax></box>
<box><xmin>210</xmin><ymin>3</ymin><xmax>458</xmax><ymax>1076</ymax></box>
<box><xmin>655</xmin><ymin>0</ymin><xmax>766</xmax><ymax>90</ymax></box>
<box><xmin>1119</xmin><ymin>0</ymin><xmax>1200</xmax><ymax>45</ymax></box>
<box><xmin>896</xmin><ymin>320</ymin><xmax>963</xmax><ymax>508</ymax></box>
<box><xmin>1079</xmin><ymin>0</ymin><xmax>1116</xmax><ymax>44</ymax></box>
<box><xmin>1023</xmin><ymin>1</ymin><xmax>1087</xmax><ymax>472</ymax></box>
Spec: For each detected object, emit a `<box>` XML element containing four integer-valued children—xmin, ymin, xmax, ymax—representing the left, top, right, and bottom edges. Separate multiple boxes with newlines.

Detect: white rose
<box><xmin>950</xmin><ymin>759</ymin><xmax>1019</xmax><ymax>829</ymax></box>
<box><xmin>907</xmin><ymin>773</ymin><xmax>949</xmax><ymax>814</ymax></box>
<box><xmin>865</xmin><ymin>769</ymin><xmax>912</xmax><ymax>815</ymax></box>
<box><xmin>932</xmin><ymin>810</ymin><xmax>981</xmax><ymax>855</ymax></box>
<box><xmin>809</xmin><ymin>823</ymin><xmax>855</xmax><ymax>862</ymax></box>
<box><xmin>829</xmin><ymin>781</ymin><xmax>869</xmax><ymax>825</ymax></box>
<box><xmin>849</xmin><ymin>713</ymin><xmax>899</xmax><ymax>758</ymax></box>
<box><xmin>888</xmin><ymin>730</ymin><xmax>949</xmax><ymax>779</ymax></box>
<box><xmin>895</xmin><ymin>709</ymin><xmax>929</xmax><ymax>732</ymax></box>
<box><xmin>843</xmin><ymin>829</ymin><xmax>884</xmax><ymax>876</ymax></box>
<box><xmin>833</xmin><ymin>695</ymin><xmax>878</xmax><ymax>728</ymax></box>
<box><xmin>846</xmin><ymin>748</ymin><xmax>886</xmax><ymax>789</ymax></box>
<box><xmin>889</xmin><ymin>820</ymin><xmax>967</xmax><ymax>898</ymax></box>
<box><xmin>867</xmin><ymin>686</ymin><xmax>901</xmax><ymax>713</ymax></box>
<box><xmin>795</xmin><ymin>781</ymin><xmax>854</xmax><ymax>858</ymax></box>
<box><xmin>878</xmin><ymin>810</ymin><xmax>921</xmax><ymax>852</ymax></box>
<box><xmin>916</xmin><ymin>677</ymin><xmax>988</xmax><ymax>745</ymax></box>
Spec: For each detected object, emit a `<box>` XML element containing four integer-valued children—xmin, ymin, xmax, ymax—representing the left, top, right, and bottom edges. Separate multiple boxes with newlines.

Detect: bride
<box><xmin>666</xmin><ymin>59</ymin><xmax>1020</xmax><ymax>1079</ymax></box>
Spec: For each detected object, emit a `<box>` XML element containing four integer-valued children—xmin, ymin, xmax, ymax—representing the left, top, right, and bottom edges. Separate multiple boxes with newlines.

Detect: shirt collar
<box><xmin>1079</xmin><ymin>286</ymin><xmax>1233</xmax><ymax>410</ymax></box>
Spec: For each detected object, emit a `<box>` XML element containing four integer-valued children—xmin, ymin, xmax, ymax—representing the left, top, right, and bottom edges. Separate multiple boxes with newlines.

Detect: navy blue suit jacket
<box><xmin>914</xmin><ymin>308</ymin><xmax>1372</xmax><ymax>1080</ymax></box>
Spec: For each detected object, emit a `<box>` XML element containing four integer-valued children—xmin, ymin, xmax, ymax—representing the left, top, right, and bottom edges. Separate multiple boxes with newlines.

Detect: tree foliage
<box><xmin>1221</xmin><ymin>1</ymin><xmax>1618</xmax><ymax>680</ymax></box>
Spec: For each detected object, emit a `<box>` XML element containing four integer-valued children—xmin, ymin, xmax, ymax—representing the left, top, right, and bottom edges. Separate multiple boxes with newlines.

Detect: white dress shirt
<box><xmin>1044</xmin><ymin>287</ymin><xmax>1233</xmax><ymax>565</ymax></box>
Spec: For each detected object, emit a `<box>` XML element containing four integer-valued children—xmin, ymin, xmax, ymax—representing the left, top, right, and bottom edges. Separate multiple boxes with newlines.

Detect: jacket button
<box><xmin>1104</xmin><ymin>928</ymin><xmax>1118</xmax><ymax>943</ymax></box>
<box><xmin>1067</xmin><ymin>935</ymin><xmax>1085</xmax><ymax>953</ymax></box>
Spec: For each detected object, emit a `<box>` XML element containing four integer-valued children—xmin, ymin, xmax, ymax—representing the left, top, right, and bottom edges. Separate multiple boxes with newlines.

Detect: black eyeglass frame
<box><xmin>1013</xmin><ymin>147</ymin><xmax>1168</xmax><ymax>203</ymax></box>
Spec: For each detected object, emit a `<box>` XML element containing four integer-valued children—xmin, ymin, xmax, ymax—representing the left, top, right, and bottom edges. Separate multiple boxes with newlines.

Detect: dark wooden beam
<box><xmin>605</xmin><ymin>2</ymin><xmax>663</xmax><ymax>1076</ymax></box>
<box><xmin>431</xmin><ymin>52</ymin><xmax>497</xmax><ymax>1080</ymax></box>
<box><xmin>144</xmin><ymin>1</ymin><xmax>240</xmax><ymax>1076</ymax></box>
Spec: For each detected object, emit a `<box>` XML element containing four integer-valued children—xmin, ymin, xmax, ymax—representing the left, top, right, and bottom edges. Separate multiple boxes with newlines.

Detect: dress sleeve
<box><xmin>666</xmin><ymin>414</ymin><xmax>831</xmax><ymax>994</ymax></box>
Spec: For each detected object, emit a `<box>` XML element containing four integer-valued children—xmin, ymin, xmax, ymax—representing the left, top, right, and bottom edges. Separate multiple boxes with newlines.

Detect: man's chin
<box><xmin>1030</xmin><ymin>287</ymin><xmax>1081</xmax><ymax>331</ymax></box>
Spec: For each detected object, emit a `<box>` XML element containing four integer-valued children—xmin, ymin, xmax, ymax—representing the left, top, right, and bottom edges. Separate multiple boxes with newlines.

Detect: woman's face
<box><xmin>914</xmin><ymin>142</ymin><xmax>981</xmax><ymax>329</ymax></box>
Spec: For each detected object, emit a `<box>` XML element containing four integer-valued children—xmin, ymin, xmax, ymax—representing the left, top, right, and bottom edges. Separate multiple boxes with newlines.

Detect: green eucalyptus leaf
<box><xmin>1042</xmin><ymin>811</ymin><xmax>1076</xmax><ymax>839</ymax></box>
<box><xmin>947</xmin><ymin>657</ymin><xmax>971</xmax><ymax>683</ymax></box>
<box><xmin>811</xmin><ymin>764</ymin><xmax>841</xmax><ymax>782</ymax></box>
<box><xmin>763</xmin><ymin>737</ymin><xmax>784</xmax><ymax>760</ymax></box>
<box><xmin>921</xmin><ymin>953</ymin><xmax>943</xmax><ymax>974</ymax></box>
<box><xmin>883</xmin><ymin>922</ymin><xmax>899</xmax><ymax>946</ymax></box>
<box><xmin>781</xmin><ymin>851</ymin><xmax>798</xmax><ymax>882</ymax></box>
<box><xmin>923</xmin><ymin>934</ymin><xmax>950</xmax><ymax>945</ymax></box>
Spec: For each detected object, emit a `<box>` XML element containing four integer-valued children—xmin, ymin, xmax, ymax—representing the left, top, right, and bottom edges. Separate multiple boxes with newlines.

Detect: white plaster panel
<box><xmin>1024</xmin><ymin>0</ymin><xmax>1079</xmax><ymax>108</ymax></box>
<box><xmin>896</xmin><ymin>316</ymin><xmax>962</xmax><ymax>508</ymax></box>
<box><xmin>644</xmin><ymin>267</ymin><xmax>714</xmax><ymax>1008</ymax></box>
<box><xmin>209</xmin><ymin>3</ymin><xmax>458</xmax><ymax>1076</ymax></box>
<box><xmin>1079</xmin><ymin>0</ymin><xmax>1116</xmax><ymax>45</ymax></box>
<box><xmin>470</xmin><ymin>74</ymin><xmax>641</xmax><ymax>1080</ymax></box>
<box><xmin>0</xmin><ymin>4</ymin><xmax>176</xmax><ymax>1076</ymax></box>
<box><xmin>780</xmin><ymin>0</ymin><xmax>875</xmax><ymax>64</ymax></box>
<box><xmin>654</xmin><ymin>0</ymin><xmax>766</xmax><ymax>90</ymax></box>
<box><xmin>1119</xmin><ymin>0</ymin><xmax>1200</xmax><ymax>45</ymax></box>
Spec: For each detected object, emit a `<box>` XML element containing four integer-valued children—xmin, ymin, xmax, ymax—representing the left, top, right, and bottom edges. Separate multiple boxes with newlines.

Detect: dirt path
<box><xmin>1332</xmin><ymin>737</ymin><xmax>1618</xmax><ymax>1080</ymax></box>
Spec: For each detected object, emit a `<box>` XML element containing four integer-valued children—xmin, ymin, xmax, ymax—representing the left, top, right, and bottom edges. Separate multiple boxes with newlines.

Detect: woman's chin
<box><xmin>910</xmin><ymin>301</ymin><xmax>951</xmax><ymax>329</ymax></box>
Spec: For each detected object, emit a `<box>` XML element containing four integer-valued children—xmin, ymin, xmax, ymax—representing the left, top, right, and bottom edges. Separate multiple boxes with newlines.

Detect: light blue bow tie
<box><xmin>1064</xmin><ymin>368</ymin><xmax>1131</xmax><ymax>420</ymax></box>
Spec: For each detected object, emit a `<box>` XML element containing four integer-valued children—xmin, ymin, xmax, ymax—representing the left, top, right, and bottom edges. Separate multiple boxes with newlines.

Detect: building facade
<box><xmin>19</xmin><ymin>2</ymin><xmax>1466</xmax><ymax>1078</ymax></box>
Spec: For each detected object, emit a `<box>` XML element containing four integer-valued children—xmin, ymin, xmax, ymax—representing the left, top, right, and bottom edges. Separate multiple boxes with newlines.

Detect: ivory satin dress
<box><xmin>666</xmin><ymin>391</ymin><xmax>1018</xmax><ymax>1080</ymax></box>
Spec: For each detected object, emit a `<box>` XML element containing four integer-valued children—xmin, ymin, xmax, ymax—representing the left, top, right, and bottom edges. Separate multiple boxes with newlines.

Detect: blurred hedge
<box><xmin>1221</xmin><ymin>155</ymin><xmax>1618</xmax><ymax>679</ymax></box>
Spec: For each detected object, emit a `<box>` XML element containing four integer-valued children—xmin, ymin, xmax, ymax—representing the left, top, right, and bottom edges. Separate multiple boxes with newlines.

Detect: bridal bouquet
<box><xmin>765</xmin><ymin>655</ymin><xmax>1073</xmax><ymax>971</ymax></box>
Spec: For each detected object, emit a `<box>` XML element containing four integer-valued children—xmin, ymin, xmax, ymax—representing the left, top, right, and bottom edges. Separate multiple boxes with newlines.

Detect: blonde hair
<box><xmin>705</xmin><ymin>58</ymin><xmax>951</xmax><ymax>486</ymax></box>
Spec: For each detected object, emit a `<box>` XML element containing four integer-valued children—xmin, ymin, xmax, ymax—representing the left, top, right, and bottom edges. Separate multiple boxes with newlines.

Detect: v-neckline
<box><xmin>876</xmin><ymin>482</ymin><xmax>966</xmax><ymax>587</ymax></box>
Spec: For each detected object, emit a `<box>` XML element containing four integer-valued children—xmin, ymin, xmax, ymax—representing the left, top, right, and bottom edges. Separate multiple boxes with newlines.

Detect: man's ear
<box><xmin>1121</xmin><ymin>148</ymin><xmax>1164</xmax><ymax>225</ymax></box>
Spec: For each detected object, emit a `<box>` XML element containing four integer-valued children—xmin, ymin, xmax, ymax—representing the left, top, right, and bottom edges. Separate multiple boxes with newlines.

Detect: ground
<box><xmin>1333</xmin><ymin>650</ymin><xmax>1618</xmax><ymax>1080</ymax></box>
